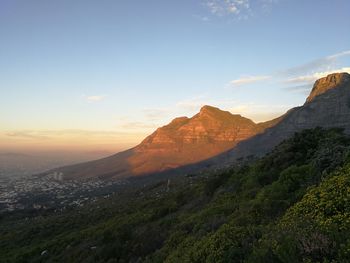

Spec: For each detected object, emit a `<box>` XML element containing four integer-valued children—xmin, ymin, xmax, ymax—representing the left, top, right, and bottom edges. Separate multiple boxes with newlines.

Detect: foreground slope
<box><xmin>53</xmin><ymin>106</ymin><xmax>273</xmax><ymax>180</ymax></box>
<box><xmin>2</xmin><ymin>128</ymin><xmax>350</xmax><ymax>262</ymax></box>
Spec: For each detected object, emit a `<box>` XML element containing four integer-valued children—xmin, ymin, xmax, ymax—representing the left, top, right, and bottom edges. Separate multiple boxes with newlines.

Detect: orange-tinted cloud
<box><xmin>0</xmin><ymin>130</ymin><xmax>146</xmax><ymax>153</ymax></box>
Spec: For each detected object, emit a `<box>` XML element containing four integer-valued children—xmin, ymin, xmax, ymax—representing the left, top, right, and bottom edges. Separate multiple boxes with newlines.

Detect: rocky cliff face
<box><xmin>306</xmin><ymin>73</ymin><xmax>350</xmax><ymax>102</ymax></box>
<box><xmin>52</xmin><ymin>106</ymin><xmax>272</xmax><ymax>179</ymax></box>
<box><xmin>207</xmin><ymin>72</ymin><xmax>350</xmax><ymax>166</ymax></box>
<box><xmin>136</xmin><ymin>106</ymin><xmax>260</xmax><ymax>152</ymax></box>
<box><xmin>127</xmin><ymin>105</ymin><xmax>263</xmax><ymax>175</ymax></box>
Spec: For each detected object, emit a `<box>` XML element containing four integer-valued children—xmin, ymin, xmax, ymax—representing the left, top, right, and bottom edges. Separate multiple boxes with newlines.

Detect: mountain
<box><xmin>4</xmin><ymin>128</ymin><xmax>350</xmax><ymax>262</ymax></box>
<box><xmin>50</xmin><ymin>106</ymin><xmax>275</xmax><ymax>180</ymax></box>
<box><xmin>50</xmin><ymin>72</ymin><xmax>350</xmax><ymax>180</ymax></box>
<box><xmin>204</xmin><ymin>72</ymin><xmax>350</xmax><ymax>166</ymax></box>
<box><xmin>127</xmin><ymin>106</ymin><xmax>275</xmax><ymax>175</ymax></box>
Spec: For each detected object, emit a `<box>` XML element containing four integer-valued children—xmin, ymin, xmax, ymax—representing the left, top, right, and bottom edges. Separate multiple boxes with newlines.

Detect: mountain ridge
<box><xmin>201</xmin><ymin>72</ymin><xmax>350</xmax><ymax>168</ymax></box>
<box><xmin>49</xmin><ymin>72</ymin><xmax>350</xmax><ymax>180</ymax></box>
<box><xmin>50</xmin><ymin>105</ymin><xmax>274</xmax><ymax>179</ymax></box>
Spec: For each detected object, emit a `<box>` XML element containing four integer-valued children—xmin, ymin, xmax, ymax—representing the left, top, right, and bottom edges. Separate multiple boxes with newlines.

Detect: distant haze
<box><xmin>0</xmin><ymin>150</ymin><xmax>116</xmax><ymax>178</ymax></box>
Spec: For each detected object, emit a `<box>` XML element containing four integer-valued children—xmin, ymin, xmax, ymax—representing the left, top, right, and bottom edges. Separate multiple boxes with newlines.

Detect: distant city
<box><xmin>0</xmin><ymin>151</ymin><xmax>126</xmax><ymax>214</ymax></box>
<box><xmin>0</xmin><ymin>173</ymin><xmax>127</xmax><ymax>213</ymax></box>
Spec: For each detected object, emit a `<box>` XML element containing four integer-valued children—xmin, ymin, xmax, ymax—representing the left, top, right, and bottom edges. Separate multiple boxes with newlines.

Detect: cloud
<box><xmin>281</xmin><ymin>50</ymin><xmax>350</xmax><ymax>77</ymax></box>
<box><xmin>278</xmin><ymin>51</ymin><xmax>350</xmax><ymax>92</ymax></box>
<box><xmin>228</xmin><ymin>75</ymin><xmax>271</xmax><ymax>87</ymax></box>
<box><xmin>3</xmin><ymin>129</ymin><xmax>147</xmax><ymax>144</ymax></box>
<box><xmin>176</xmin><ymin>95</ymin><xmax>239</xmax><ymax>111</ymax></box>
<box><xmin>142</xmin><ymin>108</ymin><xmax>171</xmax><ymax>121</ymax></box>
<box><xmin>115</xmin><ymin>108</ymin><xmax>173</xmax><ymax>132</ymax></box>
<box><xmin>284</xmin><ymin>84</ymin><xmax>312</xmax><ymax>95</ymax></box>
<box><xmin>5</xmin><ymin>131</ymin><xmax>49</xmax><ymax>140</ymax></box>
<box><xmin>174</xmin><ymin>96</ymin><xmax>287</xmax><ymax>122</ymax></box>
<box><xmin>276</xmin><ymin>50</ymin><xmax>350</xmax><ymax>93</ymax></box>
<box><xmin>85</xmin><ymin>95</ymin><xmax>106</xmax><ymax>102</ymax></box>
<box><xmin>4</xmin><ymin>130</ymin><xmax>134</xmax><ymax>140</ymax></box>
<box><xmin>285</xmin><ymin>67</ymin><xmax>350</xmax><ymax>84</ymax></box>
<box><xmin>174</xmin><ymin>96</ymin><xmax>290</xmax><ymax>122</ymax></box>
<box><xmin>1</xmin><ymin>129</ymin><xmax>146</xmax><ymax>153</ymax></box>
<box><xmin>327</xmin><ymin>50</ymin><xmax>350</xmax><ymax>60</ymax></box>
<box><xmin>230</xmin><ymin>50</ymin><xmax>350</xmax><ymax>93</ymax></box>
<box><xmin>229</xmin><ymin>102</ymin><xmax>293</xmax><ymax>122</ymax></box>
<box><xmin>203</xmin><ymin>0</ymin><xmax>280</xmax><ymax>19</ymax></box>
<box><xmin>205</xmin><ymin>0</ymin><xmax>250</xmax><ymax>16</ymax></box>
<box><xmin>119</xmin><ymin>122</ymin><xmax>158</xmax><ymax>130</ymax></box>
<box><xmin>176</xmin><ymin>97</ymin><xmax>210</xmax><ymax>111</ymax></box>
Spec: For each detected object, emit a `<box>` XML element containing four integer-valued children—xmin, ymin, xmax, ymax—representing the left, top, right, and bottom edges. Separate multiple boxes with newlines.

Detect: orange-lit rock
<box><xmin>128</xmin><ymin>105</ymin><xmax>265</xmax><ymax>175</ymax></box>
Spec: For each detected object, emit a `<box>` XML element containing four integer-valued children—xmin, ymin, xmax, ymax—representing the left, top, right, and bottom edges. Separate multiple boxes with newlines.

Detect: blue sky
<box><xmin>1</xmin><ymin>0</ymin><xmax>350</xmax><ymax>152</ymax></box>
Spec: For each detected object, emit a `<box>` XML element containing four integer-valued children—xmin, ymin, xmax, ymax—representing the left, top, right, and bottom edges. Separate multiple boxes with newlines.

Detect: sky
<box><xmin>1</xmin><ymin>0</ymin><xmax>350</xmax><ymax>154</ymax></box>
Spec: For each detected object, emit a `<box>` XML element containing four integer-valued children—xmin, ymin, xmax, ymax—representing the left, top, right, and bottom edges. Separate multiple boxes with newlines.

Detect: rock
<box><xmin>127</xmin><ymin>105</ymin><xmax>267</xmax><ymax>175</ymax></box>
<box><xmin>306</xmin><ymin>72</ymin><xmax>350</xmax><ymax>103</ymax></box>
<box><xmin>207</xmin><ymin>72</ymin><xmax>350</xmax><ymax>166</ymax></box>
<box><xmin>54</xmin><ymin>105</ymin><xmax>274</xmax><ymax>179</ymax></box>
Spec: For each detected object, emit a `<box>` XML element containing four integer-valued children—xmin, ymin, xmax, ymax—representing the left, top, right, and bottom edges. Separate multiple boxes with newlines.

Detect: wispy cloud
<box><xmin>284</xmin><ymin>84</ymin><xmax>311</xmax><ymax>95</ymax></box>
<box><xmin>85</xmin><ymin>95</ymin><xmax>106</xmax><ymax>102</ymax></box>
<box><xmin>142</xmin><ymin>108</ymin><xmax>171</xmax><ymax>121</ymax></box>
<box><xmin>203</xmin><ymin>0</ymin><xmax>279</xmax><ymax>19</ymax></box>
<box><xmin>1</xmin><ymin>130</ymin><xmax>145</xmax><ymax>152</ymax></box>
<box><xmin>228</xmin><ymin>75</ymin><xmax>270</xmax><ymax>87</ymax></box>
<box><xmin>327</xmin><ymin>50</ymin><xmax>350</xmax><ymax>60</ymax></box>
<box><xmin>176</xmin><ymin>96</ymin><xmax>290</xmax><ymax>122</ymax></box>
<box><xmin>119</xmin><ymin>122</ymin><xmax>158</xmax><ymax>130</ymax></box>
<box><xmin>277</xmin><ymin>50</ymin><xmax>350</xmax><ymax>94</ymax></box>
<box><xmin>285</xmin><ymin>67</ymin><xmax>350</xmax><ymax>84</ymax></box>
<box><xmin>6</xmin><ymin>131</ymin><xmax>49</xmax><ymax>140</ymax></box>
<box><xmin>231</xmin><ymin>50</ymin><xmax>350</xmax><ymax>93</ymax></box>
<box><xmin>281</xmin><ymin>67</ymin><xmax>350</xmax><ymax>95</ymax></box>
<box><xmin>4</xmin><ymin>130</ymin><xmax>132</xmax><ymax>140</ymax></box>
<box><xmin>229</xmin><ymin>102</ymin><xmax>293</xmax><ymax>122</ymax></box>
<box><xmin>176</xmin><ymin>95</ymin><xmax>238</xmax><ymax>111</ymax></box>
<box><xmin>281</xmin><ymin>50</ymin><xmax>350</xmax><ymax>77</ymax></box>
<box><xmin>205</xmin><ymin>0</ymin><xmax>250</xmax><ymax>17</ymax></box>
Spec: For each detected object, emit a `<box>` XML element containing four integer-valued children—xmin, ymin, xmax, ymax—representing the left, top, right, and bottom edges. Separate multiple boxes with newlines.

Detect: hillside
<box><xmin>50</xmin><ymin>73</ymin><xmax>350</xmax><ymax>181</ymax></box>
<box><xmin>52</xmin><ymin>106</ymin><xmax>274</xmax><ymax>180</ymax></box>
<box><xmin>1</xmin><ymin>128</ymin><xmax>350</xmax><ymax>262</ymax></box>
<box><xmin>197</xmin><ymin>72</ymin><xmax>350</xmax><ymax>168</ymax></box>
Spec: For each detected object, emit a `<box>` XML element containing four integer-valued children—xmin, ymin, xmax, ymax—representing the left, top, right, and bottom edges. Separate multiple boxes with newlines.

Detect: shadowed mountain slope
<box><xmin>202</xmin><ymin>72</ymin><xmax>350</xmax><ymax>167</ymax></box>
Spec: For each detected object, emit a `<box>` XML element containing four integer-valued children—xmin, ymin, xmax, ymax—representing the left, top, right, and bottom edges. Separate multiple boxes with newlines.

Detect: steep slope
<box><xmin>4</xmin><ymin>128</ymin><xmax>350</xmax><ymax>262</ymax></box>
<box><xmin>207</xmin><ymin>72</ymin><xmax>350</xmax><ymax>166</ymax></box>
<box><xmin>128</xmin><ymin>106</ymin><xmax>262</xmax><ymax>175</ymax></box>
<box><xmin>52</xmin><ymin>106</ymin><xmax>268</xmax><ymax>179</ymax></box>
<box><xmin>51</xmin><ymin>72</ymin><xmax>350</xmax><ymax>180</ymax></box>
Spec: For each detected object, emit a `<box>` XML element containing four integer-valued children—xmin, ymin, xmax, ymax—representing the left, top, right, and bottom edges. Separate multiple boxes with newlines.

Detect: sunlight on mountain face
<box><xmin>1</xmin><ymin>1</ymin><xmax>350</xmax><ymax>262</ymax></box>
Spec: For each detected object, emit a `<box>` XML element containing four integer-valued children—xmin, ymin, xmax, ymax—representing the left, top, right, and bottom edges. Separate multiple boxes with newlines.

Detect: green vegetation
<box><xmin>1</xmin><ymin>128</ymin><xmax>350</xmax><ymax>262</ymax></box>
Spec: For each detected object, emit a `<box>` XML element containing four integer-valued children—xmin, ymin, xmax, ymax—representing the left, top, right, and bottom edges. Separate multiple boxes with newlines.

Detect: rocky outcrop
<box><xmin>127</xmin><ymin>105</ymin><xmax>263</xmax><ymax>175</ymax></box>
<box><xmin>207</xmin><ymin>72</ymin><xmax>350</xmax><ymax>166</ymax></box>
<box><xmin>52</xmin><ymin>105</ymin><xmax>271</xmax><ymax>179</ymax></box>
<box><xmin>306</xmin><ymin>73</ymin><xmax>350</xmax><ymax>102</ymax></box>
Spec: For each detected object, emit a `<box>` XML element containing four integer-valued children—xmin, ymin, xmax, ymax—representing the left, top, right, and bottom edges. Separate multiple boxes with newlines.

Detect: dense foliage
<box><xmin>1</xmin><ymin>128</ymin><xmax>350</xmax><ymax>262</ymax></box>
